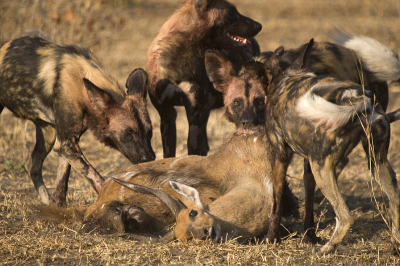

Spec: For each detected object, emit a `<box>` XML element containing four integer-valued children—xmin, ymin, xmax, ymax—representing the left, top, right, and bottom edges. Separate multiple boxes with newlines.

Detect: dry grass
<box><xmin>1</xmin><ymin>0</ymin><xmax>400</xmax><ymax>264</ymax></box>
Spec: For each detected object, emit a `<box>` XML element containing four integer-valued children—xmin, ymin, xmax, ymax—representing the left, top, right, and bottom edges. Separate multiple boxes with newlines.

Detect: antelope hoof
<box><xmin>316</xmin><ymin>243</ymin><xmax>337</xmax><ymax>255</ymax></box>
<box><xmin>125</xmin><ymin>206</ymin><xmax>147</xmax><ymax>223</ymax></box>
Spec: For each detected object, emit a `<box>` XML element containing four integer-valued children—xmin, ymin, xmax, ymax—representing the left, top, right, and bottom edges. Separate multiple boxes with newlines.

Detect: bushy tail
<box><xmin>33</xmin><ymin>204</ymin><xmax>87</xmax><ymax>224</ymax></box>
<box><xmin>296</xmin><ymin>82</ymin><xmax>371</xmax><ymax>131</ymax></box>
<box><xmin>330</xmin><ymin>30</ymin><xmax>400</xmax><ymax>82</ymax></box>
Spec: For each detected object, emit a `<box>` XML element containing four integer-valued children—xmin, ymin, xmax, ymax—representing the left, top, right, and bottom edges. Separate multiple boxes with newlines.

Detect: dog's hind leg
<box><xmin>309</xmin><ymin>157</ymin><xmax>354</xmax><ymax>254</ymax></box>
<box><xmin>303</xmin><ymin>159</ymin><xmax>320</xmax><ymax>244</ymax></box>
<box><xmin>369</xmin><ymin>116</ymin><xmax>400</xmax><ymax>248</ymax></box>
<box><xmin>375</xmin><ymin>157</ymin><xmax>400</xmax><ymax>248</ymax></box>
<box><xmin>29</xmin><ymin>121</ymin><xmax>56</xmax><ymax>205</ymax></box>
<box><xmin>265</xmin><ymin>156</ymin><xmax>292</xmax><ymax>243</ymax></box>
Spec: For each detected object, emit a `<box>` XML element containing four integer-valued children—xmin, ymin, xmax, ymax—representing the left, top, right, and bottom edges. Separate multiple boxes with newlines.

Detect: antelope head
<box><xmin>111</xmin><ymin>178</ymin><xmax>221</xmax><ymax>242</ymax></box>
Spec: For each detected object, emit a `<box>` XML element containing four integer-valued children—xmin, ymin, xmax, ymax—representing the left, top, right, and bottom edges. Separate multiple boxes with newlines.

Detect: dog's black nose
<box><xmin>254</xmin><ymin>22</ymin><xmax>262</xmax><ymax>33</ymax></box>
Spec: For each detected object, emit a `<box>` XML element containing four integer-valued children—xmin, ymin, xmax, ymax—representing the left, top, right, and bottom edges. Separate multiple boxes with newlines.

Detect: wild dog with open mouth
<box><xmin>262</xmin><ymin>39</ymin><xmax>400</xmax><ymax>254</ymax></box>
<box><xmin>36</xmin><ymin>51</ymin><xmax>298</xmax><ymax>242</ymax></box>
<box><xmin>257</xmin><ymin>31</ymin><xmax>400</xmax><ymax>243</ymax></box>
<box><xmin>146</xmin><ymin>0</ymin><xmax>262</xmax><ymax>158</ymax></box>
<box><xmin>0</xmin><ymin>36</ymin><xmax>155</xmax><ymax>206</ymax></box>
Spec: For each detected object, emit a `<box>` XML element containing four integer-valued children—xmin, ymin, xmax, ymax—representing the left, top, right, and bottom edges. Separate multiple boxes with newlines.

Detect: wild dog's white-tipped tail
<box><xmin>296</xmin><ymin>82</ymin><xmax>371</xmax><ymax>131</ymax></box>
<box><xmin>330</xmin><ymin>29</ymin><xmax>400</xmax><ymax>82</ymax></box>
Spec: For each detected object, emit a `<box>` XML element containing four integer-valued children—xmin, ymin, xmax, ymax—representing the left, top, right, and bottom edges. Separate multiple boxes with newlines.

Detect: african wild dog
<box><xmin>146</xmin><ymin>0</ymin><xmax>262</xmax><ymax>158</ymax></box>
<box><xmin>261</xmin><ymin>38</ymin><xmax>400</xmax><ymax>254</ymax></box>
<box><xmin>0</xmin><ymin>36</ymin><xmax>155</xmax><ymax>206</ymax></box>
<box><xmin>257</xmin><ymin>31</ymin><xmax>400</xmax><ymax>243</ymax></box>
<box><xmin>37</xmin><ymin>51</ymin><xmax>298</xmax><ymax>242</ymax></box>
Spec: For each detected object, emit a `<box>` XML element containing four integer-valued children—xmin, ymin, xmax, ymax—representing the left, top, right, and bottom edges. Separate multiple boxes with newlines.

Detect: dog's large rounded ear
<box><xmin>195</xmin><ymin>0</ymin><xmax>211</xmax><ymax>16</ymax></box>
<box><xmin>263</xmin><ymin>46</ymin><xmax>285</xmax><ymax>86</ymax></box>
<box><xmin>205</xmin><ymin>50</ymin><xmax>235</xmax><ymax>93</ymax></box>
<box><xmin>126</xmin><ymin>68</ymin><xmax>148</xmax><ymax>99</ymax></box>
<box><xmin>292</xmin><ymin>38</ymin><xmax>314</xmax><ymax>71</ymax></box>
<box><xmin>84</xmin><ymin>78</ymin><xmax>116</xmax><ymax>114</ymax></box>
<box><xmin>273</xmin><ymin>46</ymin><xmax>285</xmax><ymax>58</ymax></box>
<box><xmin>266</xmin><ymin>46</ymin><xmax>285</xmax><ymax>72</ymax></box>
<box><xmin>243</xmin><ymin>61</ymin><xmax>270</xmax><ymax>88</ymax></box>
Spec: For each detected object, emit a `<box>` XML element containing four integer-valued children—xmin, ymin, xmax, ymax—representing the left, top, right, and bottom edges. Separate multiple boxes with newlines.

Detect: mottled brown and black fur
<box><xmin>261</xmin><ymin>39</ymin><xmax>400</xmax><ymax>254</ymax></box>
<box><xmin>258</xmin><ymin>35</ymin><xmax>400</xmax><ymax>246</ymax></box>
<box><xmin>0</xmin><ymin>36</ymin><xmax>155</xmax><ymax>206</ymax></box>
<box><xmin>37</xmin><ymin>52</ymin><xmax>298</xmax><ymax>242</ymax></box>
<box><xmin>146</xmin><ymin>0</ymin><xmax>262</xmax><ymax>158</ymax></box>
<box><xmin>257</xmin><ymin>39</ymin><xmax>389</xmax><ymax>117</ymax></box>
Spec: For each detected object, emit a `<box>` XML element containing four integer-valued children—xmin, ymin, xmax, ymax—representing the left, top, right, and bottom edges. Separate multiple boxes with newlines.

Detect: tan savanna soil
<box><xmin>1</xmin><ymin>0</ymin><xmax>400</xmax><ymax>264</ymax></box>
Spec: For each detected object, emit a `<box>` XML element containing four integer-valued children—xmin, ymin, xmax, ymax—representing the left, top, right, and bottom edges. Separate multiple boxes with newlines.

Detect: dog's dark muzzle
<box><xmin>232</xmin><ymin>15</ymin><xmax>262</xmax><ymax>38</ymax></box>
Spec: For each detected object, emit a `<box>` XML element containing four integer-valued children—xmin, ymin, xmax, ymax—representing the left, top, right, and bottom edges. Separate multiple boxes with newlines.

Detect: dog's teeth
<box><xmin>228</xmin><ymin>34</ymin><xmax>246</xmax><ymax>43</ymax></box>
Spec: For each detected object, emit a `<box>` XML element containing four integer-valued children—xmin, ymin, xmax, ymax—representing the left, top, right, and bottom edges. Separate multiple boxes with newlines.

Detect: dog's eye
<box><xmin>189</xmin><ymin>210</ymin><xmax>198</xmax><ymax>218</ymax></box>
<box><xmin>233</xmin><ymin>100</ymin><xmax>241</xmax><ymax>106</ymax></box>
<box><xmin>229</xmin><ymin>8</ymin><xmax>240</xmax><ymax>22</ymax></box>
<box><xmin>122</xmin><ymin>128</ymin><xmax>134</xmax><ymax>143</ymax></box>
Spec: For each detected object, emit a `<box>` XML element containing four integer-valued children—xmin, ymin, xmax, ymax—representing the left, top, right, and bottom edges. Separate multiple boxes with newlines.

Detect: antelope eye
<box><xmin>189</xmin><ymin>210</ymin><xmax>198</xmax><ymax>218</ymax></box>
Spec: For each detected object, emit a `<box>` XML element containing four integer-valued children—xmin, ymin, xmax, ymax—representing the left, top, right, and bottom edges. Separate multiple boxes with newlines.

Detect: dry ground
<box><xmin>1</xmin><ymin>0</ymin><xmax>400</xmax><ymax>264</ymax></box>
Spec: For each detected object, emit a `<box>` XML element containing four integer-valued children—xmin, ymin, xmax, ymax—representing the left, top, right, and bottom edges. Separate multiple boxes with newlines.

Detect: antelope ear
<box><xmin>291</xmin><ymin>38</ymin><xmax>314</xmax><ymax>71</ymax></box>
<box><xmin>126</xmin><ymin>68</ymin><xmax>148</xmax><ymax>99</ymax></box>
<box><xmin>205</xmin><ymin>50</ymin><xmax>235</xmax><ymax>93</ymax></box>
<box><xmin>170</xmin><ymin>181</ymin><xmax>203</xmax><ymax>209</ymax></box>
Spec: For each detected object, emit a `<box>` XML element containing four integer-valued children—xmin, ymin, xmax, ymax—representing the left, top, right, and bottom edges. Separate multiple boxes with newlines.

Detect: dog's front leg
<box><xmin>149</xmin><ymin>81</ymin><xmax>178</xmax><ymax>158</ymax></box>
<box><xmin>54</xmin><ymin>138</ymin><xmax>104</xmax><ymax>194</ymax></box>
<box><xmin>182</xmin><ymin>82</ymin><xmax>210</xmax><ymax>156</ymax></box>
<box><xmin>186</xmin><ymin>108</ymin><xmax>210</xmax><ymax>156</ymax></box>
<box><xmin>159</xmin><ymin>106</ymin><xmax>178</xmax><ymax>158</ymax></box>
<box><xmin>52</xmin><ymin>157</ymin><xmax>71</xmax><ymax>207</ymax></box>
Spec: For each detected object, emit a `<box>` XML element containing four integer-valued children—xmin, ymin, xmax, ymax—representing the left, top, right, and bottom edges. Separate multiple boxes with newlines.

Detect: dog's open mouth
<box><xmin>226</xmin><ymin>33</ymin><xmax>250</xmax><ymax>45</ymax></box>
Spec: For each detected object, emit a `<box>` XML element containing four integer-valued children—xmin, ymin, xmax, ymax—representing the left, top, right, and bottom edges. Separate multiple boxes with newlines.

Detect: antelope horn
<box><xmin>110</xmin><ymin>177</ymin><xmax>186</xmax><ymax>218</ymax></box>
